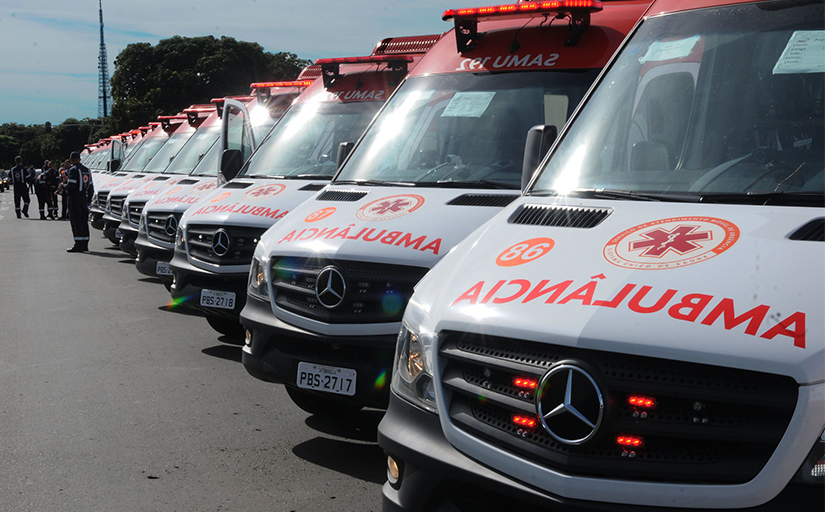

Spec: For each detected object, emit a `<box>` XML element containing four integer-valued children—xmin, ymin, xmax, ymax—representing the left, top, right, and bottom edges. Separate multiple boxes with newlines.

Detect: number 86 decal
<box><xmin>496</xmin><ymin>237</ymin><xmax>555</xmax><ymax>267</ymax></box>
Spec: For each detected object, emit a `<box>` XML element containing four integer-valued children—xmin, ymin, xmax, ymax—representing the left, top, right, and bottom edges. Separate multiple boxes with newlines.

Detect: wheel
<box><xmin>285</xmin><ymin>386</ymin><xmax>363</xmax><ymax>417</ymax></box>
<box><xmin>205</xmin><ymin>315</ymin><xmax>244</xmax><ymax>344</ymax></box>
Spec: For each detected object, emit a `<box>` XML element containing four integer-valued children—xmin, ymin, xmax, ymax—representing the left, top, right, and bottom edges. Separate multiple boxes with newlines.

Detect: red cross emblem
<box><xmin>356</xmin><ymin>194</ymin><xmax>425</xmax><ymax>221</ymax></box>
<box><xmin>243</xmin><ymin>184</ymin><xmax>286</xmax><ymax>201</ymax></box>
<box><xmin>194</xmin><ymin>182</ymin><xmax>217</xmax><ymax>192</ymax></box>
<box><xmin>369</xmin><ymin>199</ymin><xmax>412</xmax><ymax>215</ymax></box>
<box><xmin>629</xmin><ymin>225</ymin><xmax>712</xmax><ymax>257</ymax></box>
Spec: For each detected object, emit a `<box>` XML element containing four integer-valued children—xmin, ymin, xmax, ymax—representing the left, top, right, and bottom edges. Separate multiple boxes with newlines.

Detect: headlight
<box><xmin>92</xmin><ymin>192</ymin><xmax>98</xmax><ymax>205</ymax></box>
<box><xmin>391</xmin><ymin>323</ymin><xmax>437</xmax><ymax>414</ymax></box>
<box><xmin>122</xmin><ymin>201</ymin><xmax>129</xmax><ymax>221</ymax></box>
<box><xmin>248</xmin><ymin>255</ymin><xmax>270</xmax><ymax>302</ymax></box>
<box><xmin>792</xmin><ymin>427</ymin><xmax>825</xmax><ymax>485</ymax></box>
<box><xmin>138</xmin><ymin>211</ymin><xmax>147</xmax><ymax>235</ymax></box>
<box><xmin>175</xmin><ymin>226</ymin><xmax>185</xmax><ymax>252</ymax></box>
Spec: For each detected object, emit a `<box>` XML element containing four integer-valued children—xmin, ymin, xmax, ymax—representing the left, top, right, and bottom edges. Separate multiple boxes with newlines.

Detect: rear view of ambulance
<box><xmin>379</xmin><ymin>0</ymin><xmax>824</xmax><ymax>510</ymax></box>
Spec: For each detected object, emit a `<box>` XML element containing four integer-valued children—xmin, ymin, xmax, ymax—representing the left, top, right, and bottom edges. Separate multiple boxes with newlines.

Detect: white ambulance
<box><xmin>240</xmin><ymin>0</ymin><xmax>649</xmax><ymax>415</ymax></box>
<box><xmin>378</xmin><ymin>0</ymin><xmax>824</xmax><ymax>510</ymax></box>
<box><xmin>168</xmin><ymin>36</ymin><xmax>441</xmax><ymax>341</ymax></box>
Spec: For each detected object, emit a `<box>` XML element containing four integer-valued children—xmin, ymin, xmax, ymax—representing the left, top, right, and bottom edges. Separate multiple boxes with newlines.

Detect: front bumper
<box><xmin>91</xmin><ymin>209</ymin><xmax>105</xmax><ymax>230</ymax></box>
<box><xmin>169</xmin><ymin>251</ymin><xmax>248</xmax><ymax>319</ymax></box>
<box><xmin>118</xmin><ymin>223</ymin><xmax>138</xmax><ymax>257</ymax></box>
<box><xmin>135</xmin><ymin>233</ymin><xmax>174</xmax><ymax>280</ymax></box>
<box><xmin>102</xmin><ymin>219</ymin><xmax>121</xmax><ymax>244</ymax></box>
<box><xmin>241</xmin><ymin>296</ymin><xmax>395</xmax><ymax>409</ymax></box>
<box><xmin>378</xmin><ymin>394</ymin><xmax>824</xmax><ymax>512</ymax></box>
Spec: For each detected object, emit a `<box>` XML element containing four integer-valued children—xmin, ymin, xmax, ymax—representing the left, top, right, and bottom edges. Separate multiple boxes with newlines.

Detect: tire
<box><xmin>205</xmin><ymin>315</ymin><xmax>245</xmax><ymax>345</ymax></box>
<box><xmin>285</xmin><ymin>386</ymin><xmax>363</xmax><ymax>418</ymax></box>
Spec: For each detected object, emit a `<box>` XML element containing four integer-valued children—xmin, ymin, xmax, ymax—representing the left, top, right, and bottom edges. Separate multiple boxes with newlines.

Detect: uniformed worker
<box><xmin>10</xmin><ymin>156</ymin><xmax>30</xmax><ymax>218</ymax></box>
<box><xmin>65</xmin><ymin>151</ymin><xmax>94</xmax><ymax>253</ymax></box>
<box><xmin>45</xmin><ymin>161</ymin><xmax>60</xmax><ymax>219</ymax></box>
<box><xmin>35</xmin><ymin>161</ymin><xmax>50</xmax><ymax>220</ymax></box>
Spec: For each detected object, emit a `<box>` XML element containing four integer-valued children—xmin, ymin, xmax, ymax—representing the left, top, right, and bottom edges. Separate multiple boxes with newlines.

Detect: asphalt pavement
<box><xmin>0</xmin><ymin>191</ymin><xmax>385</xmax><ymax>511</ymax></box>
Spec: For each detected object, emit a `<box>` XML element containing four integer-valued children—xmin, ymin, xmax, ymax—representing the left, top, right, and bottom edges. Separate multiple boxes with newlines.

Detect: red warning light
<box><xmin>443</xmin><ymin>1</ymin><xmax>602</xmax><ymax>21</ymax></box>
<box><xmin>250</xmin><ymin>81</ymin><xmax>314</xmax><ymax>88</ymax></box>
<box><xmin>616</xmin><ymin>435</ymin><xmax>644</xmax><ymax>448</ymax></box>
<box><xmin>513</xmin><ymin>415</ymin><xmax>537</xmax><ymax>428</ymax></box>
<box><xmin>628</xmin><ymin>396</ymin><xmax>657</xmax><ymax>409</ymax></box>
<box><xmin>514</xmin><ymin>377</ymin><xmax>538</xmax><ymax>390</ymax></box>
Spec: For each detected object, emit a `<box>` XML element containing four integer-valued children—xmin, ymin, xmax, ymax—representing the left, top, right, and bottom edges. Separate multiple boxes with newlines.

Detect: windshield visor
<box><xmin>532</xmin><ymin>1</ymin><xmax>825</xmax><ymax>205</ymax></box>
<box><xmin>336</xmin><ymin>71</ymin><xmax>598</xmax><ymax>188</ymax></box>
<box><xmin>239</xmin><ymin>100</ymin><xmax>382</xmax><ymax>178</ymax></box>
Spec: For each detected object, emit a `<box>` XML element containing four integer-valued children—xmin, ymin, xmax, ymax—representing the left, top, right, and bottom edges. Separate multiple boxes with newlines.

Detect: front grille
<box><xmin>270</xmin><ymin>257</ymin><xmax>428</xmax><ymax>323</ymax></box>
<box><xmin>127</xmin><ymin>201</ymin><xmax>147</xmax><ymax>227</ymax></box>
<box><xmin>109</xmin><ymin>197</ymin><xmax>125</xmax><ymax>218</ymax></box>
<box><xmin>96</xmin><ymin>191</ymin><xmax>109</xmax><ymax>208</ymax></box>
<box><xmin>441</xmin><ymin>332</ymin><xmax>797</xmax><ymax>484</ymax></box>
<box><xmin>186</xmin><ymin>224</ymin><xmax>266</xmax><ymax>265</ymax></box>
<box><xmin>147</xmin><ymin>211</ymin><xmax>181</xmax><ymax>244</ymax></box>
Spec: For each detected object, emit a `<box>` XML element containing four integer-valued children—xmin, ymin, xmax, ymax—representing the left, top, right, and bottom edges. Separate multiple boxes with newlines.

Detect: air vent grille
<box><xmin>317</xmin><ymin>190</ymin><xmax>368</xmax><ymax>202</ymax></box>
<box><xmin>299</xmin><ymin>183</ymin><xmax>328</xmax><ymax>192</ymax></box>
<box><xmin>789</xmin><ymin>218</ymin><xmax>824</xmax><ymax>242</ymax></box>
<box><xmin>448</xmin><ymin>194</ymin><xmax>519</xmax><ymax>207</ymax></box>
<box><xmin>223</xmin><ymin>181</ymin><xmax>254</xmax><ymax>189</ymax></box>
<box><xmin>510</xmin><ymin>204</ymin><xmax>611</xmax><ymax>228</ymax></box>
<box><xmin>176</xmin><ymin>179</ymin><xmax>199</xmax><ymax>186</ymax></box>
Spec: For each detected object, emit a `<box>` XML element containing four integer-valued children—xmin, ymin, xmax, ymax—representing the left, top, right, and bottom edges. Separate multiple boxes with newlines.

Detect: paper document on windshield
<box><xmin>441</xmin><ymin>92</ymin><xmax>496</xmax><ymax>118</ymax></box>
<box><xmin>773</xmin><ymin>30</ymin><xmax>825</xmax><ymax>75</ymax></box>
<box><xmin>639</xmin><ymin>35</ymin><xmax>700</xmax><ymax>64</ymax></box>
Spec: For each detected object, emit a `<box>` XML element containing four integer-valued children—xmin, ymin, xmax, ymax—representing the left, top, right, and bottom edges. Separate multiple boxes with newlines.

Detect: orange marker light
<box><xmin>617</xmin><ymin>435</ymin><xmax>644</xmax><ymax>448</ymax></box>
<box><xmin>513</xmin><ymin>415</ymin><xmax>537</xmax><ymax>428</ymax></box>
<box><xmin>628</xmin><ymin>395</ymin><xmax>657</xmax><ymax>408</ymax></box>
<box><xmin>514</xmin><ymin>377</ymin><xmax>538</xmax><ymax>389</ymax></box>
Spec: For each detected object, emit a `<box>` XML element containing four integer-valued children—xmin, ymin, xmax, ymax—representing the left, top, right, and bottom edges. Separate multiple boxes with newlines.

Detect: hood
<box><xmin>258</xmin><ymin>185</ymin><xmax>520</xmax><ymax>268</ymax></box>
<box><xmin>414</xmin><ymin>197</ymin><xmax>824</xmax><ymax>384</ymax></box>
<box><xmin>120</xmin><ymin>175</ymin><xmax>188</xmax><ymax>204</ymax></box>
<box><xmin>143</xmin><ymin>177</ymin><xmax>219</xmax><ymax>213</ymax></box>
<box><xmin>96</xmin><ymin>172</ymin><xmax>147</xmax><ymax>194</ymax></box>
<box><xmin>178</xmin><ymin>178</ymin><xmax>327</xmax><ymax>229</ymax></box>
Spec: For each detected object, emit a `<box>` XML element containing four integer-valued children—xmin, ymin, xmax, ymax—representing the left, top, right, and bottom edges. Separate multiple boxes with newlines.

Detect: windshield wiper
<box><xmin>536</xmin><ymin>188</ymin><xmax>701</xmax><ymax>202</ymax></box>
<box><xmin>334</xmin><ymin>179</ymin><xmax>416</xmax><ymax>187</ymax></box>
<box><xmin>699</xmin><ymin>192</ymin><xmax>824</xmax><ymax>207</ymax></box>
<box><xmin>435</xmin><ymin>179</ymin><xmax>519</xmax><ymax>190</ymax></box>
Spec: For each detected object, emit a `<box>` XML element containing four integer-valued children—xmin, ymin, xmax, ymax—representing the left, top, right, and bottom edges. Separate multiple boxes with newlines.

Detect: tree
<box><xmin>110</xmin><ymin>36</ymin><xmax>311</xmax><ymax>133</ymax></box>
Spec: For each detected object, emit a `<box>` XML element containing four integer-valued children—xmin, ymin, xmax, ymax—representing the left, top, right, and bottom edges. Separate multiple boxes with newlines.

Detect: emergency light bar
<box><xmin>210</xmin><ymin>96</ymin><xmax>255</xmax><ymax>119</ymax></box>
<box><xmin>316</xmin><ymin>55</ymin><xmax>415</xmax><ymax>89</ymax></box>
<box><xmin>444</xmin><ymin>0</ymin><xmax>602</xmax><ymax>52</ymax></box>
<box><xmin>250</xmin><ymin>81</ymin><xmax>313</xmax><ymax>88</ymax></box>
<box><xmin>157</xmin><ymin>114</ymin><xmax>187</xmax><ymax>130</ymax></box>
<box><xmin>183</xmin><ymin>105</ymin><xmax>214</xmax><ymax>124</ymax></box>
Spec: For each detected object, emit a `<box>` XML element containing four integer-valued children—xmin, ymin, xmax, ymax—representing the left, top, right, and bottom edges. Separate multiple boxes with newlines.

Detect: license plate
<box><xmin>297</xmin><ymin>362</ymin><xmax>356</xmax><ymax>396</ymax></box>
<box><xmin>115</xmin><ymin>228</ymin><xmax>122</xmax><ymax>239</ymax></box>
<box><xmin>156</xmin><ymin>261</ymin><xmax>172</xmax><ymax>276</ymax></box>
<box><xmin>200</xmin><ymin>289</ymin><xmax>236</xmax><ymax>309</ymax></box>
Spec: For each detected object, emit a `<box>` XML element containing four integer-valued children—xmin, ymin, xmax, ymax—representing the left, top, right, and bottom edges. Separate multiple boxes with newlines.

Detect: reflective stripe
<box><xmin>73</xmin><ymin>237</ymin><xmax>90</xmax><ymax>241</ymax></box>
<box><xmin>67</xmin><ymin>179</ymin><xmax>77</xmax><ymax>184</ymax></box>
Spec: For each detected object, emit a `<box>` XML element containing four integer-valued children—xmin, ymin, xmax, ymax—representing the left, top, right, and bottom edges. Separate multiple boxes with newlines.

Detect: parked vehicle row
<box><xmin>83</xmin><ymin>0</ymin><xmax>824</xmax><ymax>510</ymax></box>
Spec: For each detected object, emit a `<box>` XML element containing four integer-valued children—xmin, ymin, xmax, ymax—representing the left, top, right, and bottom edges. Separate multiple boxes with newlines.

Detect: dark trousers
<box><xmin>60</xmin><ymin>192</ymin><xmax>68</xmax><ymax>219</ymax></box>
<box><xmin>13</xmin><ymin>185</ymin><xmax>29</xmax><ymax>217</ymax></box>
<box><xmin>68</xmin><ymin>195</ymin><xmax>90</xmax><ymax>249</ymax></box>
<box><xmin>35</xmin><ymin>187</ymin><xmax>53</xmax><ymax>218</ymax></box>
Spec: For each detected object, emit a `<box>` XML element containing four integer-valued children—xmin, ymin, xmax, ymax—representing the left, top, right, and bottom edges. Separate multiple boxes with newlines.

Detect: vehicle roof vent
<box><xmin>317</xmin><ymin>190</ymin><xmax>369</xmax><ymax>202</ymax></box>
<box><xmin>789</xmin><ymin>218</ymin><xmax>824</xmax><ymax>242</ymax></box>
<box><xmin>176</xmin><ymin>179</ymin><xmax>199</xmax><ymax>186</ymax></box>
<box><xmin>509</xmin><ymin>204</ymin><xmax>612</xmax><ymax>228</ymax></box>
<box><xmin>222</xmin><ymin>181</ymin><xmax>254</xmax><ymax>189</ymax></box>
<box><xmin>153</xmin><ymin>176</ymin><xmax>171</xmax><ymax>181</ymax></box>
<box><xmin>372</xmin><ymin>34</ymin><xmax>442</xmax><ymax>55</ymax></box>
<box><xmin>297</xmin><ymin>65</ymin><xmax>322</xmax><ymax>81</ymax></box>
<box><xmin>132</xmin><ymin>175</ymin><xmax>146</xmax><ymax>179</ymax></box>
<box><xmin>299</xmin><ymin>183</ymin><xmax>328</xmax><ymax>192</ymax></box>
<box><xmin>447</xmin><ymin>194</ymin><xmax>519</xmax><ymax>207</ymax></box>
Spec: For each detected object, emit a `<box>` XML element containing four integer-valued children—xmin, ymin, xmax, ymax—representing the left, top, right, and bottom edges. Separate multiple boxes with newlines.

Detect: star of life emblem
<box><xmin>356</xmin><ymin>194</ymin><xmax>425</xmax><ymax>221</ymax></box>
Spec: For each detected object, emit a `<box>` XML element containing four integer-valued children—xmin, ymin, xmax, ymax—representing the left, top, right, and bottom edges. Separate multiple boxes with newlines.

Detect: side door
<box><xmin>109</xmin><ymin>139</ymin><xmax>125</xmax><ymax>173</ymax></box>
<box><xmin>219</xmin><ymin>99</ymin><xmax>257</xmax><ymax>183</ymax></box>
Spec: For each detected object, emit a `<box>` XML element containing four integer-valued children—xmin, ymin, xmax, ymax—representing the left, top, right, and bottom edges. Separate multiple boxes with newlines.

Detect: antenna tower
<box><xmin>97</xmin><ymin>0</ymin><xmax>111</xmax><ymax>118</ymax></box>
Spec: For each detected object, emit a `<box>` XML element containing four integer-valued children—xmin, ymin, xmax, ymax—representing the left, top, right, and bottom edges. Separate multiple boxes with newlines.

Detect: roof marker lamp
<box><xmin>391</xmin><ymin>322</ymin><xmax>437</xmax><ymax>414</ymax></box>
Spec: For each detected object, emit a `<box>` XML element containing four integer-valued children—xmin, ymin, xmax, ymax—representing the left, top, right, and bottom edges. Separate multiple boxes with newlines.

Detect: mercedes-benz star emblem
<box><xmin>536</xmin><ymin>363</ymin><xmax>604</xmax><ymax>445</ymax></box>
<box><xmin>211</xmin><ymin>229</ymin><xmax>231</xmax><ymax>257</ymax></box>
<box><xmin>164</xmin><ymin>215</ymin><xmax>178</xmax><ymax>237</ymax></box>
<box><xmin>315</xmin><ymin>266</ymin><xmax>346</xmax><ymax>309</ymax></box>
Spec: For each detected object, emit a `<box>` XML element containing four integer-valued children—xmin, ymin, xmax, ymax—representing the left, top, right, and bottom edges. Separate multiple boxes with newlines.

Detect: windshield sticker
<box><xmin>278</xmin><ymin>224</ymin><xmax>442</xmax><ymax>255</ymax></box>
<box><xmin>604</xmin><ymin>217</ymin><xmax>739</xmax><ymax>270</ymax></box>
<box><xmin>305</xmin><ymin>207</ymin><xmax>337</xmax><ymax>223</ymax></box>
<box><xmin>639</xmin><ymin>35</ymin><xmax>700</xmax><ymax>64</ymax></box>
<box><xmin>441</xmin><ymin>92</ymin><xmax>496</xmax><ymax>118</ymax></box>
<box><xmin>773</xmin><ymin>30</ymin><xmax>825</xmax><ymax>75</ymax></box>
<box><xmin>496</xmin><ymin>238</ymin><xmax>555</xmax><ymax>267</ymax></box>
<box><xmin>243</xmin><ymin>183</ymin><xmax>286</xmax><ymax>201</ymax></box>
<box><xmin>356</xmin><ymin>194</ymin><xmax>425</xmax><ymax>221</ymax></box>
<box><xmin>450</xmin><ymin>275</ymin><xmax>806</xmax><ymax>348</ymax></box>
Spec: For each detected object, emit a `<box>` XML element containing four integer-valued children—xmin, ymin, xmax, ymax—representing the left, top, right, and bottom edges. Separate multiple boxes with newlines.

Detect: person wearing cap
<box><xmin>65</xmin><ymin>151</ymin><xmax>94</xmax><ymax>253</ymax></box>
<box><xmin>10</xmin><ymin>156</ymin><xmax>30</xmax><ymax>218</ymax></box>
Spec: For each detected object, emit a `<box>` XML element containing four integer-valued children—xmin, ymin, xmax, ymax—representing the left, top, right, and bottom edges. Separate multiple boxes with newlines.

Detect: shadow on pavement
<box><xmin>85</xmin><ymin>250</ymin><xmax>130</xmax><ymax>259</ymax></box>
<box><xmin>202</xmin><ymin>344</ymin><xmax>242</xmax><ymax>363</ymax></box>
<box><xmin>291</xmin><ymin>436</ymin><xmax>386</xmax><ymax>484</ymax></box>
<box><xmin>157</xmin><ymin>304</ymin><xmax>205</xmax><ymax>317</ymax></box>
<box><xmin>138</xmin><ymin>277</ymin><xmax>164</xmax><ymax>285</ymax></box>
<box><xmin>304</xmin><ymin>410</ymin><xmax>384</xmax><ymax>443</ymax></box>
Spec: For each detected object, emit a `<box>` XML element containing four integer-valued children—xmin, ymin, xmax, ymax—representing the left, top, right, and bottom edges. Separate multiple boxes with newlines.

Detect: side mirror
<box><xmin>336</xmin><ymin>142</ymin><xmax>355</xmax><ymax>170</ymax></box>
<box><xmin>220</xmin><ymin>149</ymin><xmax>243</xmax><ymax>182</ymax></box>
<box><xmin>110</xmin><ymin>159</ymin><xmax>121</xmax><ymax>173</ymax></box>
<box><xmin>522</xmin><ymin>125</ymin><xmax>557</xmax><ymax>191</ymax></box>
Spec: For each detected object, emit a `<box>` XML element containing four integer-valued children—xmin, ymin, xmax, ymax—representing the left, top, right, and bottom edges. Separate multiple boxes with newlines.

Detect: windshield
<box><xmin>163</xmin><ymin>126</ymin><xmax>220</xmax><ymax>175</ymax></box>
<box><xmin>189</xmin><ymin>137</ymin><xmax>220</xmax><ymax>176</ymax></box>
<box><xmin>124</xmin><ymin>137</ymin><xmax>144</xmax><ymax>159</ymax></box>
<box><xmin>122</xmin><ymin>135</ymin><xmax>170</xmax><ymax>172</ymax></box>
<box><xmin>141</xmin><ymin>131</ymin><xmax>194</xmax><ymax>174</ymax></box>
<box><xmin>533</xmin><ymin>1</ymin><xmax>824</xmax><ymax>205</ymax></box>
<box><xmin>239</xmin><ymin>100</ymin><xmax>382</xmax><ymax>178</ymax></box>
<box><xmin>88</xmin><ymin>147</ymin><xmax>111</xmax><ymax>170</ymax></box>
<box><xmin>337</xmin><ymin>71</ymin><xmax>597</xmax><ymax>189</ymax></box>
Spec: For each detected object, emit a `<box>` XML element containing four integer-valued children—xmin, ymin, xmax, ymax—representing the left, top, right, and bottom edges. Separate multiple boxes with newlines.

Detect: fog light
<box><xmin>387</xmin><ymin>455</ymin><xmax>401</xmax><ymax>486</ymax></box>
<box><xmin>245</xmin><ymin>329</ymin><xmax>252</xmax><ymax>347</ymax></box>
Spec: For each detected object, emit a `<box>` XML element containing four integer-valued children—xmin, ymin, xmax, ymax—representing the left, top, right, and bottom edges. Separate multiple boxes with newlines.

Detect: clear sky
<box><xmin>0</xmin><ymin>0</ymin><xmax>455</xmax><ymax>126</ymax></box>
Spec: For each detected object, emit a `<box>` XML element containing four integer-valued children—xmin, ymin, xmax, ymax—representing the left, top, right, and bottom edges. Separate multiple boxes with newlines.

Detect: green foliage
<box><xmin>0</xmin><ymin>118</ymin><xmax>107</xmax><ymax>169</ymax></box>
<box><xmin>110</xmin><ymin>36</ymin><xmax>312</xmax><ymax>133</ymax></box>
